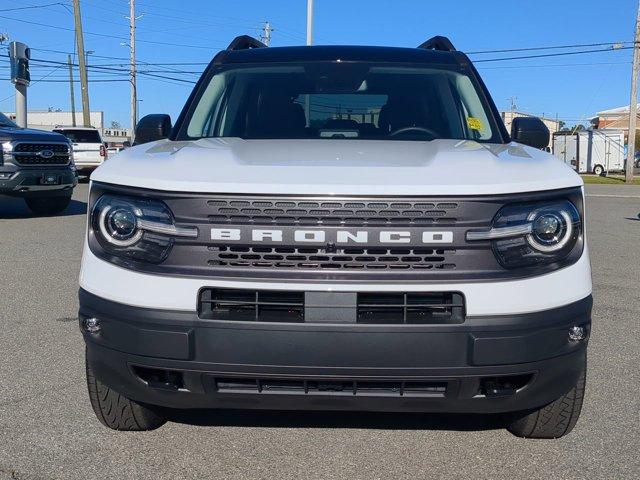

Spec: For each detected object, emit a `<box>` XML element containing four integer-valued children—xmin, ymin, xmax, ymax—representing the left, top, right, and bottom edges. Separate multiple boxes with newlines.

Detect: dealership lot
<box><xmin>0</xmin><ymin>183</ymin><xmax>638</xmax><ymax>480</ymax></box>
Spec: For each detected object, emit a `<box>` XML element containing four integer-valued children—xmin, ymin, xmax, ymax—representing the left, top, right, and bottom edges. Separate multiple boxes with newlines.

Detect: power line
<box><xmin>27</xmin><ymin>57</ymin><xmax>197</xmax><ymax>84</ymax></box>
<box><xmin>468</xmin><ymin>41</ymin><xmax>633</xmax><ymax>55</ymax></box>
<box><xmin>30</xmin><ymin>49</ymin><xmax>210</xmax><ymax>66</ymax></box>
<box><xmin>473</xmin><ymin>46</ymin><xmax>634</xmax><ymax>63</ymax></box>
<box><xmin>0</xmin><ymin>62</ymin><xmax>66</xmax><ymax>104</ymax></box>
<box><xmin>0</xmin><ymin>52</ymin><xmax>198</xmax><ymax>85</ymax></box>
<box><xmin>1</xmin><ymin>78</ymin><xmax>130</xmax><ymax>82</ymax></box>
<box><xmin>0</xmin><ymin>14</ymin><xmax>225</xmax><ymax>50</ymax></box>
<box><xmin>0</xmin><ymin>2</ymin><xmax>66</xmax><ymax>13</ymax></box>
<box><xmin>477</xmin><ymin>61</ymin><xmax>631</xmax><ymax>70</ymax></box>
<box><xmin>4</xmin><ymin>44</ymin><xmax>633</xmax><ymax>76</ymax></box>
<box><xmin>75</xmin><ymin>0</ymin><xmax>237</xmax><ymax>47</ymax></box>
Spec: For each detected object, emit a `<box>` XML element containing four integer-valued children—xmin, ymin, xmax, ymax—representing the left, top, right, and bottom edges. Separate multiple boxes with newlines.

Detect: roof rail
<box><xmin>227</xmin><ymin>35</ymin><xmax>267</xmax><ymax>51</ymax></box>
<box><xmin>417</xmin><ymin>36</ymin><xmax>456</xmax><ymax>52</ymax></box>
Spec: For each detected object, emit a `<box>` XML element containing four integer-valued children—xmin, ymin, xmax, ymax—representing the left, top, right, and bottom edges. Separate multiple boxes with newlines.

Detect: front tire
<box><xmin>25</xmin><ymin>195</ymin><xmax>71</xmax><ymax>215</ymax></box>
<box><xmin>86</xmin><ymin>355</ymin><xmax>166</xmax><ymax>431</ymax></box>
<box><xmin>507</xmin><ymin>357</ymin><xmax>586</xmax><ymax>439</ymax></box>
<box><xmin>593</xmin><ymin>165</ymin><xmax>605</xmax><ymax>176</ymax></box>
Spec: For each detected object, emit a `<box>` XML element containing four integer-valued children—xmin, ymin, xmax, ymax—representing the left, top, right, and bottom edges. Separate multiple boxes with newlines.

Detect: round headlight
<box><xmin>98</xmin><ymin>205</ymin><xmax>143</xmax><ymax>247</ymax></box>
<box><xmin>108</xmin><ymin>208</ymin><xmax>137</xmax><ymax>238</ymax></box>
<box><xmin>527</xmin><ymin>208</ymin><xmax>573</xmax><ymax>252</ymax></box>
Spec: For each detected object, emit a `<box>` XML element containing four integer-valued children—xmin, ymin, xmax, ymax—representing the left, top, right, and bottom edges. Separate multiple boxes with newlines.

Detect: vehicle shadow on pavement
<box><xmin>0</xmin><ymin>199</ymin><xmax>87</xmax><ymax>219</ymax></box>
<box><xmin>167</xmin><ymin>409</ymin><xmax>508</xmax><ymax>432</ymax></box>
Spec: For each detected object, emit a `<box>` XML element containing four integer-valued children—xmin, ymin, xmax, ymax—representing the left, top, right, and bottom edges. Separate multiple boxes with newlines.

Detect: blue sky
<box><xmin>0</xmin><ymin>0</ymin><xmax>637</xmax><ymax>129</ymax></box>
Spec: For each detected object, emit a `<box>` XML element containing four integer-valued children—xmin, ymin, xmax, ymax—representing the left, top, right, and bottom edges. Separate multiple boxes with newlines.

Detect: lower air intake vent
<box><xmin>212</xmin><ymin>377</ymin><xmax>447</xmax><ymax>398</ymax></box>
<box><xmin>198</xmin><ymin>289</ymin><xmax>465</xmax><ymax>324</ymax></box>
<box><xmin>357</xmin><ymin>292</ymin><xmax>465</xmax><ymax>324</ymax></box>
<box><xmin>198</xmin><ymin>288</ymin><xmax>304</xmax><ymax>323</ymax></box>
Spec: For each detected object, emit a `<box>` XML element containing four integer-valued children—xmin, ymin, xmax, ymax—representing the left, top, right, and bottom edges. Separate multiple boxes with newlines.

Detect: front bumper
<box><xmin>80</xmin><ymin>289</ymin><xmax>591</xmax><ymax>414</ymax></box>
<box><xmin>0</xmin><ymin>165</ymin><xmax>77</xmax><ymax>197</ymax></box>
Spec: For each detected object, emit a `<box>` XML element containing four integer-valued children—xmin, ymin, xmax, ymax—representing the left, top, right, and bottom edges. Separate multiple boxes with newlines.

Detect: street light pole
<box><xmin>304</xmin><ymin>0</ymin><xmax>314</xmax><ymax>125</ymax></box>
<box><xmin>15</xmin><ymin>83</ymin><xmax>27</xmax><ymax>128</ymax></box>
<box><xmin>306</xmin><ymin>0</ymin><xmax>313</xmax><ymax>46</ymax></box>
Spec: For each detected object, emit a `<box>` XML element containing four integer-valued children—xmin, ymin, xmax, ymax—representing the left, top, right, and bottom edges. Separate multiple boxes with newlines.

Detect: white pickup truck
<box><xmin>53</xmin><ymin>126</ymin><xmax>106</xmax><ymax>174</ymax></box>
<box><xmin>79</xmin><ymin>35</ymin><xmax>592</xmax><ymax>438</ymax></box>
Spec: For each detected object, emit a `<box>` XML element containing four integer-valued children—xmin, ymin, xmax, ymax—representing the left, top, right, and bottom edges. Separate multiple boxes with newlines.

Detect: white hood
<box><xmin>92</xmin><ymin>138</ymin><xmax>582</xmax><ymax>195</ymax></box>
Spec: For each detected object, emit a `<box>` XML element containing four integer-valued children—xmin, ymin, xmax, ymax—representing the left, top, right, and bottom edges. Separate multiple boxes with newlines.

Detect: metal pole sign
<box><xmin>8</xmin><ymin>41</ymin><xmax>31</xmax><ymax>86</ymax></box>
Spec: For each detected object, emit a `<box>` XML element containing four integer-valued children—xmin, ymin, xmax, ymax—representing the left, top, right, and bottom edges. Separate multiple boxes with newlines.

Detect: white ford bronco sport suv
<box><xmin>79</xmin><ymin>36</ymin><xmax>592</xmax><ymax>438</ymax></box>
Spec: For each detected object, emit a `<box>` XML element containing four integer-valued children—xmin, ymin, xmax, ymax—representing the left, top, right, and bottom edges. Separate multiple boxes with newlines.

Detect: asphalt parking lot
<box><xmin>0</xmin><ymin>183</ymin><xmax>638</xmax><ymax>480</ymax></box>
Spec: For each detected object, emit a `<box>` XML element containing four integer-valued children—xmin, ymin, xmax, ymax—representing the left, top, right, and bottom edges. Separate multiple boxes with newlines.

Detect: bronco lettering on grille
<box><xmin>210</xmin><ymin>228</ymin><xmax>454</xmax><ymax>244</ymax></box>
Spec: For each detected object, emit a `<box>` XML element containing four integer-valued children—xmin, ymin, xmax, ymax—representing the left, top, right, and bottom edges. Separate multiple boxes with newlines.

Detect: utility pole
<box><xmin>72</xmin><ymin>0</ymin><xmax>91</xmax><ymax>127</ymax></box>
<box><xmin>128</xmin><ymin>0</ymin><xmax>138</xmax><ymax>141</ymax></box>
<box><xmin>67</xmin><ymin>55</ymin><xmax>76</xmax><ymax>127</ymax></box>
<box><xmin>261</xmin><ymin>21</ymin><xmax>272</xmax><ymax>46</ymax></box>
<box><xmin>626</xmin><ymin>1</ymin><xmax>640</xmax><ymax>183</ymax></box>
<box><xmin>306</xmin><ymin>0</ymin><xmax>313</xmax><ymax>46</ymax></box>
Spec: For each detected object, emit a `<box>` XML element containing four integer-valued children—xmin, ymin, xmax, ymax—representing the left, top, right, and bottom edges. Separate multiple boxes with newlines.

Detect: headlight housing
<box><xmin>91</xmin><ymin>194</ymin><xmax>197</xmax><ymax>264</ymax></box>
<box><xmin>467</xmin><ymin>199</ymin><xmax>582</xmax><ymax>269</ymax></box>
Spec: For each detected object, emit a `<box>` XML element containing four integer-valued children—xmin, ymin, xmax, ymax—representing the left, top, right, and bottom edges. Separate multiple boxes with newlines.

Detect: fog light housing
<box><xmin>83</xmin><ymin>317</ymin><xmax>101</xmax><ymax>334</ymax></box>
<box><xmin>0</xmin><ymin>172</ymin><xmax>13</xmax><ymax>180</ymax></box>
<box><xmin>568</xmin><ymin>326</ymin><xmax>587</xmax><ymax>342</ymax></box>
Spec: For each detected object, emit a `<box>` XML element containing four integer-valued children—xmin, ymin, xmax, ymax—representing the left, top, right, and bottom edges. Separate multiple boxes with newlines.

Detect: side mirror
<box><xmin>133</xmin><ymin>114</ymin><xmax>172</xmax><ymax>146</ymax></box>
<box><xmin>510</xmin><ymin>117</ymin><xmax>550</xmax><ymax>149</ymax></box>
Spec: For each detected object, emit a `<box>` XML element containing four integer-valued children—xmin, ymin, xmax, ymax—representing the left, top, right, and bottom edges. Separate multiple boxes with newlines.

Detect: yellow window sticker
<box><xmin>467</xmin><ymin>117</ymin><xmax>483</xmax><ymax>131</ymax></box>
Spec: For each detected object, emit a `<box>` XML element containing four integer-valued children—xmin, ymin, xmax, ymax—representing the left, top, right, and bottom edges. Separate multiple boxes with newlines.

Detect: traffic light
<box><xmin>9</xmin><ymin>41</ymin><xmax>30</xmax><ymax>86</ymax></box>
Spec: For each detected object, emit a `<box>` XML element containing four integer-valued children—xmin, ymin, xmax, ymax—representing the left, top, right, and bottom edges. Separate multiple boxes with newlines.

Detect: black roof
<box><xmin>214</xmin><ymin>45</ymin><xmax>465</xmax><ymax>66</ymax></box>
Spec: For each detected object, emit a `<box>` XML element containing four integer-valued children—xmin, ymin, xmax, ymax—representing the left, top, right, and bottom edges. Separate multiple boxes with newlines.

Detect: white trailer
<box><xmin>552</xmin><ymin>129</ymin><xmax>625</xmax><ymax>175</ymax></box>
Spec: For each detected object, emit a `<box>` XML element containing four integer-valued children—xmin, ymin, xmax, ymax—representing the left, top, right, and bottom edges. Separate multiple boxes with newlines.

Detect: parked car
<box><xmin>0</xmin><ymin>112</ymin><xmax>77</xmax><ymax>214</ymax></box>
<box><xmin>79</xmin><ymin>35</ymin><xmax>592</xmax><ymax>439</ymax></box>
<box><xmin>53</xmin><ymin>126</ymin><xmax>107</xmax><ymax>174</ymax></box>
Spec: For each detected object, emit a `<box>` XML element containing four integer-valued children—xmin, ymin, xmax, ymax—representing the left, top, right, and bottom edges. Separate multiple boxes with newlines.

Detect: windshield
<box><xmin>0</xmin><ymin>112</ymin><xmax>17</xmax><ymax>128</ymax></box>
<box><xmin>183</xmin><ymin>63</ymin><xmax>500</xmax><ymax>142</ymax></box>
<box><xmin>53</xmin><ymin>129</ymin><xmax>102</xmax><ymax>143</ymax></box>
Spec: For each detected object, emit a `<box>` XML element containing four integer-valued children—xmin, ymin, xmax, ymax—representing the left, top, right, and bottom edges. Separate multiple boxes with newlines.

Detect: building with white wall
<box><xmin>2</xmin><ymin>110</ymin><xmax>131</xmax><ymax>147</ymax></box>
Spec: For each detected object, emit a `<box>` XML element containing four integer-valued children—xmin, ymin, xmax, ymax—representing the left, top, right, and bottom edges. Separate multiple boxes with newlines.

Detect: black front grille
<box><xmin>198</xmin><ymin>288</ymin><xmax>465</xmax><ymax>324</ymax></box>
<box><xmin>212</xmin><ymin>377</ymin><xmax>447</xmax><ymax>398</ymax></box>
<box><xmin>357</xmin><ymin>292</ymin><xmax>465</xmax><ymax>324</ymax></box>
<box><xmin>199</xmin><ymin>289</ymin><xmax>305</xmax><ymax>323</ymax></box>
<box><xmin>170</xmin><ymin>195</ymin><xmax>484</xmax><ymax>276</ymax></box>
<box><xmin>12</xmin><ymin>143</ymin><xmax>70</xmax><ymax>165</ymax></box>
<box><xmin>92</xmin><ymin>183</ymin><xmax>584</xmax><ymax>282</ymax></box>
<box><xmin>208</xmin><ymin>245</ymin><xmax>455</xmax><ymax>270</ymax></box>
<box><xmin>206</xmin><ymin>198</ymin><xmax>458</xmax><ymax>226</ymax></box>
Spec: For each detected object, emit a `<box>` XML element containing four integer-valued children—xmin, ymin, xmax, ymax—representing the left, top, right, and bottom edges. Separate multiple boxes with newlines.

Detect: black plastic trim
<box><xmin>418</xmin><ymin>35</ymin><xmax>456</xmax><ymax>52</ymax></box>
<box><xmin>227</xmin><ymin>35</ymin><xmax>267</xmax><ymax>51</ymax></box>
<box><xmin>81</xmin><ymin>289</ymin><xmax>592</xmax><ymax>413</ymax></box>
